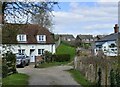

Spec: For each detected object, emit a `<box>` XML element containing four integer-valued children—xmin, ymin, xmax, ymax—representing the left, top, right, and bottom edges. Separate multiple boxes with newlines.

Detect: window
<box><xmin>38</xmin><ymin>49</ymin><xmax>44</xmax><ymax>55</ymax></box>
<box><xmin>37</xmin><ymin>35</ymin><xmax>46</xmax><ymax>42</ymax></box>
<box><xmin>109</xmin><ymin>43</ymin><xmax>116</xmax><ymax>48</ymax></box>
<box><xmin>18</xmin><ymin>49</ymin><xmax>25</xmax><ymax>54</ymax></box>
<box><xmin>17</xmin><ymin>34</ymin><xmax>26</xmax><ymax>41</ymax></box>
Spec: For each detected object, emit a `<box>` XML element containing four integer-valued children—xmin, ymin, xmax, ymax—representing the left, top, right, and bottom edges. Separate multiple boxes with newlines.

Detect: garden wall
<box><xmin>74</xmin><ymin>54</ymin><xmax>118</xmax><ymax>86</ymax></box>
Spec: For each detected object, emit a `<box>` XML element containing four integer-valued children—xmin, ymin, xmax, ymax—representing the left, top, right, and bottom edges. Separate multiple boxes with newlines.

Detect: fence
<box><xmin>55</xmin><ymin>37</ymin><xmax>61</xmax><ymax>48</ymax></box>
<box><xmin>35</xmin><ymin>56</ymin><xmax>44</xmax><ymax>68</ymax></box>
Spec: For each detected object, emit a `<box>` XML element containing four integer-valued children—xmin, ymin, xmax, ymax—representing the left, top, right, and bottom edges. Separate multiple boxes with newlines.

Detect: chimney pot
<box><xmin>114</xmin><ymin>24</ymin><xmax>119</xmax><ymax>33</ymax></box>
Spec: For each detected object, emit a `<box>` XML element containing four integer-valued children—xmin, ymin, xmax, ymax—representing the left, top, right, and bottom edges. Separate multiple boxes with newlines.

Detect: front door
<box><xmin>30</xmin><ymin>49</ymin><xmax>35</xmax><ymax>62</ymax></box>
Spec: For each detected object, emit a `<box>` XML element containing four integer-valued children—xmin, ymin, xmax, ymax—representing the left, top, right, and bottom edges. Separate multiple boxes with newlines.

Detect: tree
<box><xmin>1</xmin><ymin>1</ymin><xmax>58</xmax><ymax>29</ymax></box>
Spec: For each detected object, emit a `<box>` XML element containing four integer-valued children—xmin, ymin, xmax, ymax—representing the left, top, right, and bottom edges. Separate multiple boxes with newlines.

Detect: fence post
<box><xmin>105</xmin><ymin>64</ymin><xmax>108</xmax><ymax>87</ymax></box>
<box><xmin>97</xmin><ymin>68</ymin><xmax>102</xmax><ymax>87</ymax></box>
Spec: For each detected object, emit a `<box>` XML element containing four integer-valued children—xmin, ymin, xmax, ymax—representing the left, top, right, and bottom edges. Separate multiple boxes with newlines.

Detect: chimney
<box><xmin>114</xmin><ymin>24</ymin><xmax>119</xmax><ymax>33</ymax></box>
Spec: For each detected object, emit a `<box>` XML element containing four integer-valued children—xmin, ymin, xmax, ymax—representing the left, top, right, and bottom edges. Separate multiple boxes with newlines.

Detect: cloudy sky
<box><xmin>52</xmin><ymin>0</ymin><xmax>119</xmax><ymax>37</ymax></box>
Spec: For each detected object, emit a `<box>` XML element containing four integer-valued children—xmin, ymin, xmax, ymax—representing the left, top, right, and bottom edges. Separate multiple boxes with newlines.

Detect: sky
<box><xmin>52</xmin><ymin>1</ymin><xmax>119</xmax><ymax>37</ymax></box>
<box><xmin>3</xmin><ymin>0</ymin><xmax>120</xmax><ymax>37</ymax></box>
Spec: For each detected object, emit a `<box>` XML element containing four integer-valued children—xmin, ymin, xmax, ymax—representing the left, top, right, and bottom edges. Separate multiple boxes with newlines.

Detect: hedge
<box><xmin>2</xmin><ymin>51</ymin><xmax>17</xmax><ymax>78</ymax></box>
<box><xmin>52</xmin><ymin>54</ymin><xmax>70</xmax><ymax>62</ymax></box>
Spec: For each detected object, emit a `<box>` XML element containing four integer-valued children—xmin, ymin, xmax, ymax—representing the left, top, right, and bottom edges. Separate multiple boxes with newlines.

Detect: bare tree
<box><xmin>1</xmin><ymin>1</ymin><xmax>59</xmax><ymax>28</ymax></box>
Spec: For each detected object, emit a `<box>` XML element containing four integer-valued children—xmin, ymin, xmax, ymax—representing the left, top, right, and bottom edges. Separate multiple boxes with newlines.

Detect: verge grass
<box><xmin>2</xmin><ymin>73</ymin><xmax>29</xmax><ymax>87</ymax></box>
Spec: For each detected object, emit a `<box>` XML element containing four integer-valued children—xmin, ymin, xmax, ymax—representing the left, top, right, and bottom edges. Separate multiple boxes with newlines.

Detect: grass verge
<box><xmin>68</xmin><ymin>69</ymin><xmax>93</xmax><ymax>87</ymax></box>
<box><xmin>2</xmin><ymin>73</ymin><xmax>29</xmax><ymax>87</ymax></box>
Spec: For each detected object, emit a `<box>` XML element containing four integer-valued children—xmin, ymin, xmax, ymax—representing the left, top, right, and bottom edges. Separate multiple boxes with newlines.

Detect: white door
<box><xmin>30</xmin><ymin>49</ymin><xmax>35</xmax><ymax>62</ymax></box>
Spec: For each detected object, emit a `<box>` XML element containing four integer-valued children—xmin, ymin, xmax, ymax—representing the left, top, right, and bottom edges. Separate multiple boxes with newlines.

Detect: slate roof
<box><xmin>2</xmin><ymin>24</ymin><xmax>55</xmax><ymax>44</ymax></box>
<box><xmin>96</xmin><ymin>32</ymin><xmax>120</xmax><ymax>42</ymax></box>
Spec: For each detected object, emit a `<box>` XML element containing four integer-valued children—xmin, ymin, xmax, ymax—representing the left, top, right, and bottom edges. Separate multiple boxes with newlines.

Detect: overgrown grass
<box><xmin>68</xmin><ymin>69</ymin><xmax>93</xmax><ymax>87</ymax></box>
<box><xmin>56</xmin><ymin>41</ymin><xmax>76</xmax><ymax>61</ymax></box>
<box><xmin>38</xmin><ymin>62</ymin><xmax>67</xmax><ymax>68</ymax></box>
<box><xmin>2</xmin><ymin>73</ymin><xmax>29</xmax><ymax>87</ymax></box>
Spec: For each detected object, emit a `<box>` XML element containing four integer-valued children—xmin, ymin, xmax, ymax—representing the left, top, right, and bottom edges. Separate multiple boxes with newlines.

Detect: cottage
<box><xmin>55</xmin><ymin>34</ymin><xmax>75</xmax><ymax>42</ymax></box>
<box><xmin>2</xmin><ymin>24</ymin><xmax>55</xmax><ymax>62</ymax></box>
<box><xmin>94</xmin><ymin>24</ymin><xmax>120</xmax><ymax>56</ymax></box>
<box><xmin>94</xmin><ymin>35</ymin><xmax>106</xmax><ymax>41</ymax></box>
<box><xmin>76</xmin><ymin>34</ymin><xmax>94</xmax><ymax>43</ymax></box>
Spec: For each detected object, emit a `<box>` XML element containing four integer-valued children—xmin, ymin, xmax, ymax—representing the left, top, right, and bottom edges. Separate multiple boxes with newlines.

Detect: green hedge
<box><xmin>2</xmin><ymin>52</ymin><xmax>17</xmax><ymax>78</ymax></box>
<box><xmin>52</xmin><ymin>54</ymin><xmax>70</xmax><ymax>62</ymax></box>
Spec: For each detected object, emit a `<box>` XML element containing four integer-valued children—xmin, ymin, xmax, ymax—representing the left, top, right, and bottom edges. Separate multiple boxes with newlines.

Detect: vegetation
<box><xmin>2</xmin><ymin>51</ymin><xmax>17</xmax><ymax>78</ymax></box>
<box><xmin>37</xmin><ymin>42</ymin><xmax>76</xmax><ymax>68</ymax></box>
<box><xmin>52</xmin><ymin>54</ymin><xmax>70</xmax><ymax>62</ymax></box>
<box><xmin>56</xmin><ymin>41</ymin><xmax>76</xmax><ymax>61</ymax></box>
<box><xmin>2</xmin><ymin>2</ymin><xmax>58</xmax><ymax>28</ymax></box>
<box><xmin>68</xmin><ymin>69</ymin><xmax>93</xmax><ymax>87</ymax></box>
<box><xmin>2</xmin><ymin>73</ymin><xmax>29</xmax><ymax>87</ymax></box>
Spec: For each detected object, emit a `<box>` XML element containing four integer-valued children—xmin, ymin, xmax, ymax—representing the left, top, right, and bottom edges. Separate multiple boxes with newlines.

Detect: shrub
<box><xmin>2</xmin><ymin>51</ymin><xmax>17</xmax><ymax>78</ymax></box>
<box><xmin>43</xmin><ymin>51</ymin><xmax>53</xmax><ymax>63</ymax></box>
<box><xmin>52</xmin><ymin>54</ymin><xmax>70</xmax><ymax>62</ymax></box>
<box><xmin>2</xmin><ymin>57</ymin><xmax>8</xmax><ymax>78</ymax></box>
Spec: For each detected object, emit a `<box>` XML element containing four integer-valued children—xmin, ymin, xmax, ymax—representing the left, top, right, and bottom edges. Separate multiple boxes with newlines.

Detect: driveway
<box><xmin>17</xmin><ymin>64</ymin><xmax>81</xmax><ymax>86</ymax></box>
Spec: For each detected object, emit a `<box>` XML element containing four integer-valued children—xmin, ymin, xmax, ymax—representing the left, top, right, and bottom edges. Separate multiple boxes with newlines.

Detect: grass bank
<box><xmin>68</xmin><ymin>69</ymin><xmax>93</xmax><ymax>87</ymax></box>
<box><xmin>2</xmin><ymin>73</ymin><xmax>29</xmax><ymax>87</ymax></box>
<box><xmin>56</xmin><ymin>41</ymin><xmax>76</xmax><ymax>61</ymax></box>
<box><xmin>38</xmin><ymin>42</ymin><xmax>76</xmax><ymax>68</ymax></box>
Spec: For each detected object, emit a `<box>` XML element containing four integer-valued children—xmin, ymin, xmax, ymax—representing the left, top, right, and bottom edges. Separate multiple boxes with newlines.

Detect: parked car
<box><xmin>16</xmin><ymin>53</ymin><xmax>30</xmax><ymax>67</ymax></box>
<box><xmin>16</xmin><ymin>54</ymin><xmax>26</xmax><ymax>67</ymax></box>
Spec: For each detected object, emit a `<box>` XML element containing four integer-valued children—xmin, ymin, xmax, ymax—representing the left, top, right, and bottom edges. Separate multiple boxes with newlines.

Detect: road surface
<box><xmin>17</xmin><ymin>64</ymin><xmax>81</xmax><ymax>86</ymax></box>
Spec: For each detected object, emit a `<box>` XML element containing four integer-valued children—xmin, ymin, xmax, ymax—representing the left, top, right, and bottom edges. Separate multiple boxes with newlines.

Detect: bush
<box><xmin>43</xmin><ymin>51</ymin><xmax>53</xmax><ymax>63</ymax></box>
<box><xmin>52</xmin><ymin>54</ymin><xmax>70</xmax><ymax>62</ymax></box>
<box><xmin>2</xmin><ymin>51</ymin><xmax>17</xmax><ymax>78</ymax></box>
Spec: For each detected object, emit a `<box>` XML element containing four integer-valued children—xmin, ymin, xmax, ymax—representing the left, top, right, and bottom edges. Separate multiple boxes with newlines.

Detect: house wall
<box><xmin>5</xmin><ymin>44</ymin><xmax>55</xmax><ymax>62</ymax></box>
<box><xmin>94</xmin><ymin>41</ymin><xmax>118</xmax><ymax>56</ymax></box>
<box><xmin>102</xmin><ymin>41</ymin><xmax>117</xmax><ymax>56</ymax></box>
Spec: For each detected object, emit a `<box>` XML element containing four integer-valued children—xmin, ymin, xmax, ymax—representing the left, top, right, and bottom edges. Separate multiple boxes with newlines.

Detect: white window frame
<box><xmin>37</xmin><ymin>35</ymin><xmax>46</xmax><ymax>42</ymax></box>
<box><xmin>18</xmin><ymin>49</ymin><xmax>25</xmax><ymax>54</ymax></box>
<box><xmin>17</xmin><ymin>34</ymin><xmax>27</xmax><ymax>42</ymax></box>
<box><xmin>38</xmin><ymin>49</ymin><xmax>44</xmax><ymax>55</ymax></box>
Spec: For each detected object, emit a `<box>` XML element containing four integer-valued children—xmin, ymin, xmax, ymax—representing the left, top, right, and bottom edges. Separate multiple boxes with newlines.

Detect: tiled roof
<box><xmin>2</xmin><ymin>24</ymin><xmax>55</xmax><ymax>44</ymax></box>
<box><xmin>58</xmin><ymin>34</ymin><xmax>75</xmax><ymax>39</ymax></box>
<box><xmin>77</xmin><ymin>35</ymin><xmax>93</xmax><ymax>39</ymax></box>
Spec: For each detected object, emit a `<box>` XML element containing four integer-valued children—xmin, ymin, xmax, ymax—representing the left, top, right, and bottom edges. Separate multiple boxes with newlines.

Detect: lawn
<box><xmin>68</xmin><ymin>69</ymin><xmax>93</xmax><ymax>87</ymax></box>
<box><xmin>2</xmin><ymin>73</ymin><xmax>29</xmax><ymax>87</ymax></box>
<box><xmin>56</xmin><ymin>41</ymin><xmax>76</xmax><ymax>61</ymax></box>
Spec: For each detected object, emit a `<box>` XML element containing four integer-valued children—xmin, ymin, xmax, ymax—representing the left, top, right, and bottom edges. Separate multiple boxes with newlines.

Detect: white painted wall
<box><xmin>94</xmin><ymin>41</ymin><xmax>118</xmax><ymax>56</ymax></box>
<box><xmin>3</xmin><ymin>44</ymin><xmax>55</xmax><ymax>62</ymax></box>
<box><xmin>102</xmin><ymin>41</ymin><xmax>117</xmax><ymax>56</ymax></box>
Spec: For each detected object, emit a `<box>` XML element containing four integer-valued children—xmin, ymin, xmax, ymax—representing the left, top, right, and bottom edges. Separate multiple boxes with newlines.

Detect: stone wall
<box><xmin>74</xmin><ymin>55</ymin><xmax>118</xmax><ymax>86</ymax></box>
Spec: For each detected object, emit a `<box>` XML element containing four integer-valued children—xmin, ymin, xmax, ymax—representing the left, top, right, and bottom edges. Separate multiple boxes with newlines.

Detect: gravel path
<box><xmin>17</xmin><ymin>64</ymin><xmax>81</xmax><ymax>86</ymax></box>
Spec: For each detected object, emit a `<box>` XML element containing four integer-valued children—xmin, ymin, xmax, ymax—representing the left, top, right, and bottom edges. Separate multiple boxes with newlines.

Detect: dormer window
<box><xmin>37</xmin><ymin>35</ymin><xmax>46</xmax><ymax>42</ymax></box>
<box><xmin>17</xmin><ymin>34</ymin><xmax>27</xmax><ymax>42</ymax></box>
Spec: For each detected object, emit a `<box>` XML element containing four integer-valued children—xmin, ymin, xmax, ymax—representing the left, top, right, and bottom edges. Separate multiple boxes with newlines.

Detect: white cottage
<box><xmin>94</xmin><ymin>24</ymin><xmax>120</xmax><ymax>56</ymax></box>
<box><xmin>2</xmin><ymin>24</ymin><xmax>55</xmax><ymax>62</ymax></box>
